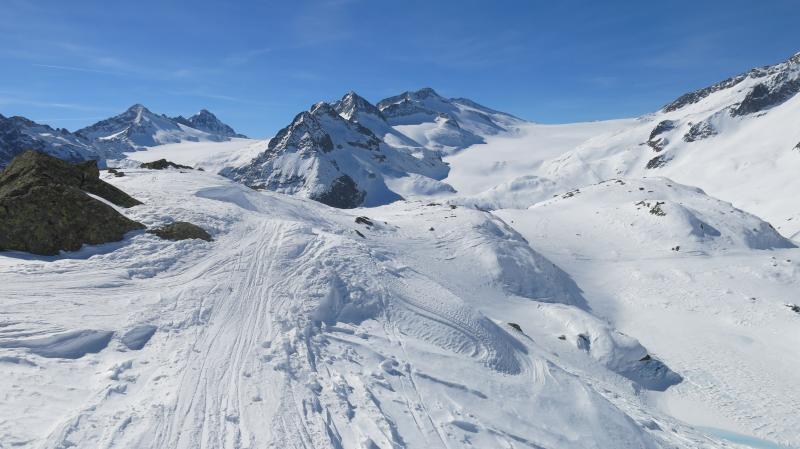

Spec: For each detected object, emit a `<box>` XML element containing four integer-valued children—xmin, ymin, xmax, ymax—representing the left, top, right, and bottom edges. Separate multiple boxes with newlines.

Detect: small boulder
<box><xmin>355</xmin><ymin>216</ymin><xmax>374</xmax><ymax>226</ymax></box>
<box><xmin>147</xmin><ymin>221</ymin><xmax>213</xmax><ymax>242</ymax></box>
<box><xmin>139</xmin><ymin>159</ymin><xmax>192</xmax><ymax>170</ymax></box>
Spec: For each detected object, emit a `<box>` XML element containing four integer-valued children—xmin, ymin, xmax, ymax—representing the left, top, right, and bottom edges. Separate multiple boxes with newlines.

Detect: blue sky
<box><xmin>1</xmin><ymin>0</ymin><xmax>799</xmax><ymax>138</ymax></box>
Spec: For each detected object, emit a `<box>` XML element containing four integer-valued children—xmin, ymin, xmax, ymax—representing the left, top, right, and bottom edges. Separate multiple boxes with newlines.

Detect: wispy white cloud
<box><xmin>32</xmin><ymin>63</ymin><xmax>122</xmax><ymax>76</ymax></box>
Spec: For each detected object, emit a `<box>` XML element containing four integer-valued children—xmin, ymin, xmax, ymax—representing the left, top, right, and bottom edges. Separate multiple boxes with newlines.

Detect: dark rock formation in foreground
<box><xmin>0</xmin><ymin>151</ymin><xmax>144</xmax><ymax>255</ymax></box>
<box><xmin>147</xmin><ymin>221</ymin><xmax>213</xmax><ymax>241</ymax></box>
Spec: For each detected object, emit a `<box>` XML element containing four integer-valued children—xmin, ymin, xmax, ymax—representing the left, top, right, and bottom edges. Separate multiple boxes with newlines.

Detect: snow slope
<box><xmin>496</xmin><ymin>185</ymin><xmax>800</xmax><ymax>446</ymax></box>
<box><xmin>529</xmin><ymin>52</ymin><xmax>800</xmax><ymax>238</ymax></box>
<box><xmin>121</xmin><ymin>138</ymin><xmax>266</xmax><ymax>174</ymax></box>
<box><xmin>443</xmin><ymin>119</ymin><xmax>637</xmax><ymax>198</ymax></box>
<box><xmin>0</xmin><ymin>169</ymin><xmax>730</xmax><ymax>449</ymax></box>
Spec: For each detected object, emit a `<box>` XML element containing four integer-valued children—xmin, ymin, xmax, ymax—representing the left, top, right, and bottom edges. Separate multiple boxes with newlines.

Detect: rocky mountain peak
<box><xmin>333</xmin><ymin>91</ymin><xmax>384</xmax><ymax>122</ymax></box>
<box><xmin>174</xmin><ymin>108</ymin><xmax>246</xmax><ymax>138</ymax></box>
<box><xmin>310</xmin><ymin>101</ymin><xmax>339</xmax><ymax>118</ymax></box>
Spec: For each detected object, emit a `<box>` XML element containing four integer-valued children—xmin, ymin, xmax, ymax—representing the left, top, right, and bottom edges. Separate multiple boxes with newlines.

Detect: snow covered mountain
<box><xmin>224</xmin><ymin>99</ymin><xmax>451</xmax><ymax>208</ymax></box>
<box><xmin>75</xmin><ymin>104</ymin><xmax>235</xmax><ymax>156</ymax></box>
<box><xmin>221</xmin><ymin>89</ymin><xmax>527</xmax><ymax>208</ymax></box>
<box><xmin>172</xmin><ymin>109</ymin><xmax>246</xmax><ymax>138</ymax></box>
<box><xmin>0</xmin><ymin>113</ymin><xmax>99</xmax><ymax>168</ymax></box>
<box><xmin>528</xmin><ymin>51</ymin><xmax>800</xmax><ymax>238</ymax></box>
<box><xmin>376</xmin><ymin>87</ymin><xmax>524</xmax><ymax>153</ymax></box>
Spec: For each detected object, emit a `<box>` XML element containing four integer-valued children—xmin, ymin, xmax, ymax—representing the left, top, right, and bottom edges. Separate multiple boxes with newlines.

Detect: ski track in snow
<box><xmin>0</xmin><ymin>170</ymin><xmax>733</xmax><ymax>449</ymax></box>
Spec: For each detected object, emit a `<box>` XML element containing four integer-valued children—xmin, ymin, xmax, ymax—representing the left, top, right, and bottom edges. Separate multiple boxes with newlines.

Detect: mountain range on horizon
<box><xmin>2</xmin><ymin>50</ymin><xmax>800</xmax><ymax>211</ymax></box>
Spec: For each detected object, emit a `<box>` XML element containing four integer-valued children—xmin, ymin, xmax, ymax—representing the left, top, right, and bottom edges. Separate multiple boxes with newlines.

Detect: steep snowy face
<box><xmin>0</xmin><ymin>114</ymin><xmax>99</xmax><ymax>168</ymax></box>
<box><xmin>377</xmin><ymin>88</ymin><xmax>523</xmax><ymax>153</ymax></box>
<box><xmin>173</xmin><ymin>109</ymin><xmax>246</xmax><ymax>138</ymax></box>
<box><xmin>224</xmin><ymin>100</ymin><xmax>450</xmax><ymax>208</ymax></box>
<box><xmin>76</xmin><ymin>104</ymin><xmax>228</xmax><ymax>156</ymax></box>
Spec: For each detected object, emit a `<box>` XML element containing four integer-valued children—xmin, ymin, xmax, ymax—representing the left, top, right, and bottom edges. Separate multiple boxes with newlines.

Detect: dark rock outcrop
<box><xmin>147</xmin><ymin>221</ymin><xmax>213</xmax><ymax>241</ymax></box>
<box><xmin>0</xmin><ymin>151</ymin><xmax>144</xmax><ymax>255</ymax></box>
<box><xmin>140</xmin><ymin>159</ymin><xmax>193</xmax><ymax>170</ymax></box>
<box><xmin>732</xmin><ymin>78</ymin><xmax>800</xmax><ymax>116</ymax></box>
<box><xmin>646</xmin><ymin>120</ymin><xmax>675</xmax><ymax>152</ymax></box>
<box><xmin>314</xmin><ymin>175</ymin><xmax>365</xmax><ymax>209</ymax></box>
<box><xmin>683</xmin><ymin>121</ymin><xmax>717</xmax><ymax>142</ymax></box>
<box><xmin>645</xmin><ymin>154</ymin><xmax>672</xmax><ymax>169</ymax></box>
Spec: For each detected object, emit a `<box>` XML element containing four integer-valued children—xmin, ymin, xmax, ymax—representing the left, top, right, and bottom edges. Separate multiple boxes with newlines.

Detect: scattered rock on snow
<box><xmin>147</xmin><ymin>221</ymin><xmax>213</xmax><ymax>242</ymax></box>
<box><xmin>645</xmin><ymin>154</ymin><xmax>672</xmax><ymax>169</ymax></box>
<box><xmin>355</xmin><ymin>216</ymin><xmax>374</xmax><ymax>226</ymax></box>
<box><xmin>139</xmin><ymin>159</ymin><xmax>193</xmax><ymax>170</ymax></box>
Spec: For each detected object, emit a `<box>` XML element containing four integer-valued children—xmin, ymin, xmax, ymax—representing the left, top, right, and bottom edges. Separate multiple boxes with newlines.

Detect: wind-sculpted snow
<box><xmin>0</xmin><ymin>329</ymin><xmax>114</xmax><ymax>359</ymax></box>
<box><xmin>0</xmin><ymin>169</ymin><xmax>719</xmax><ymax>448</ymax></box>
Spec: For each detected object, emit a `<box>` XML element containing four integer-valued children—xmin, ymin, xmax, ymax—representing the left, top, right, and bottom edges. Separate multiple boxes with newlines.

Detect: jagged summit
<box><xmin>376</xmin><ymin>87</ymin><xmax>443</xmax><ymax>109</ymax></box>
<box><xmin>333</xmin><ymin>91</ymin><xmax>384</xmax><ymax>122</ymax></box>
<box><xmin>173</xmin><ymin>109</ymin><xmax>246</xmax><ymax>138</ymax></box>
<box><xmin>76</xmin><ymin>104</ymin><xmax>238</xmax><ymax>154</ymax></box>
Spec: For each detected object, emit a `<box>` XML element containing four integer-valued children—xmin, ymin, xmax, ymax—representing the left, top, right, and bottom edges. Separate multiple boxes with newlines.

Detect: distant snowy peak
<box><xmin>0</xmin><ymin>113</ymin><xmax>99</xmax><ymax>168</ymax></box>
<box><xmin>76</xmin><ymin>104</ymin><xmax>232</xmax><ymax>156</ymax></box>
<box><xmin>173</xmin><ymin>109</ymin><xmax>246</xmax><ymax>138</ymax></box>
<box><xmin>376</xmin><ymin>87</ymin><xmax>524</xmax><ymax>153</ymax></box>
<box><xmin>223</xmin><ymin>99</ymin><xmax>449</xmax><ymax>208</ymax></box>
